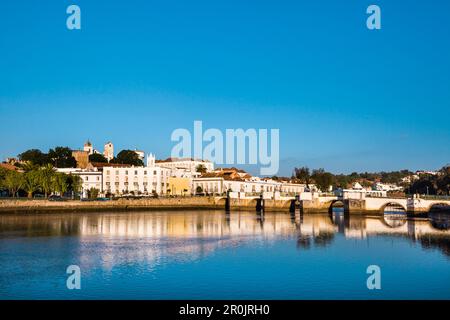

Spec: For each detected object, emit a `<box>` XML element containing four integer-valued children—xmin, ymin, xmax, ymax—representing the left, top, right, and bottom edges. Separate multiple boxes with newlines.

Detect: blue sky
<box><xmin>0</xmin><ymin>0</ymin><xmax>449</xmax><ymax>176</ymax></box>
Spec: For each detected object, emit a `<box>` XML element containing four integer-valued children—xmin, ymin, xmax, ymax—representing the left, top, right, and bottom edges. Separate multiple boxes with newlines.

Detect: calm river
<box><xmin>0</xmin><ymin>210</ymin><xmax>449</xmax><ymax>299</ymax></box>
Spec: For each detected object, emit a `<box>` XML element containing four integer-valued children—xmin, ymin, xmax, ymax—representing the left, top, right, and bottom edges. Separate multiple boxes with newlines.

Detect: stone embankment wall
<box><xmin>0</xmin><ymin>197</ymin><xmax>220</xmax><ymax>213</ymax></box>
<box><xmin>0</xmin><ymin>197</ymin><xmax>300</xmax><ymax>213</ymax></box>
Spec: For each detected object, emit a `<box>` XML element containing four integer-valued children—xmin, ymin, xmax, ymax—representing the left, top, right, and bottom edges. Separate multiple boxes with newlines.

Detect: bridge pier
<box><xmin>225</xmin><ymin>190</ymin><xmax>231</xmax><ymax>212</ymax></box>
<box><xmin>256</xmin><ymin>194</ymin><xmax>265</xmax><ymax>215</ymax></box>
<box><xmin>289</xmin><ymin>195</ymin><xmax>302</xmax><ymax>215</ymax></box>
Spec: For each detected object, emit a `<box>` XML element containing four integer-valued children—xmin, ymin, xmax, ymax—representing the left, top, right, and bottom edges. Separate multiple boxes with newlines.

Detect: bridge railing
<box><xmin>416</xmin><ymin>195</ymin><xmax>450</xmax><ymax>200</ymax></box>
<box><xmin>365</xmin><ymin>194</ymin><xmax>407</xmax><ymax>199</ymax></box>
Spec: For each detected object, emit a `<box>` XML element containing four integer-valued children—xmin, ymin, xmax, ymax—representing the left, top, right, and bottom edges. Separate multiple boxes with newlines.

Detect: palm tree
<box><xmin>52</xmin><ymin>172</ymin><xmax>68</xmax><ymax>196</ymax></box>
<box><xmin>196</xmin><ymin>164</ymin><xmax>207</xmax><ymax>174</ymax></box>
<box><xmin>21</xmin><ymin>161</ymin><xmax>38</xmax><ymax>173</ymax></box>
<box><xmin>68</xmin><ymin>174</ymin><xmax>82</xmax><ymax>197</ymax></box>
<box><xmin>39</xmin><ymin>164</ymin><xmax>55</xmax><ymax>197</ymax></box>
<box><xmin>23</xmin><ymin>170</ymin><xmax>41</xmax><ymax>198</ymax></box>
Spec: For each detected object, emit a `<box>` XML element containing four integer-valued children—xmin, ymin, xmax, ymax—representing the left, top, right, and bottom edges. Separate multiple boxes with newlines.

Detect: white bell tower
<box><xmin>146</xmin><ymin>153</ymin><xmax>155</xmax><ymax>167</ymax></box>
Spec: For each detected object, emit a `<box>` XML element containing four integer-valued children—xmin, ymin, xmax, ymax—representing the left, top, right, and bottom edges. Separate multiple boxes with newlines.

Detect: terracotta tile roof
<box><xmin>0</xmin><ymin>163</ymin><xmax>21</xmax><ymax>171</ymax></box>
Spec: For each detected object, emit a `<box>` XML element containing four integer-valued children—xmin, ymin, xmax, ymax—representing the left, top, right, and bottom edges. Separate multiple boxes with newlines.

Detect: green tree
<box><xmin>38</xmin><ymin>164</ymin><xmax>55</xmax><ymax>197</ymax></box>
<box><xmin>3</xmin><ymin>170</ymin><xmax>24</xmax><ymax>197</ymax></box>
<box><xmin>293</xmin><ymin>167</ymin><xmax>311</xmax><ymax>185</ymax></box>
<box><xmin>89</xmin><ymin>153</ymin><xmax>108</xmax><ymax>163</ymax></box>
<box><xmin>436</xmin><ymin>166</ymin><xmax>450</xmax><ymax>195</ymax></box>
<box><xmin>52</xmin><ymin>172</ymin><xmax>69</xmax><ymax>196</ymax></box>
<box><xmin>48</xmin><ymin>147</ymin><xmax>76</xmax><ymax>168</ymax></box>
<box><xmin>111</xmin><ymin>150</ymin><xmax>144</xmax><ymax>166</ymax></box>
<box><xmin>311</xmin><ymin>168</ymin><xmax>334</xmax><ymax>192</ymax></box>
<box><xmin>68</xmin><ymin>175</ymin><xmax>82</xmax><ymax>195</ymax></box>
<box><xmin>0</xmin><ymin>168</ymin><xmax>7</xmax><ymax>191</ymax></box>
<box><xmin>88</xmin><ymin>188</ymin><xmax>99</xmax><ymax>199</ymax></box>
<box><xmin>18</xmin><ymin>149</ymin><xmax>49</xmax><ymax>166</ymax></box>
<box><xmin>196</xmin><ymin>164</ymin><xmax>207</xmax><ymax>174</ymax></box>
<box><xmin>23</xmin><ymin>170</ymin><xmax>41</xmax><ymax>198</ymax></box>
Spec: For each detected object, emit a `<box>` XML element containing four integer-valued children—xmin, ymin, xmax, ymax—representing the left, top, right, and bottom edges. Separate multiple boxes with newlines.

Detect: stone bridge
<box><xmin>321</xmin><ymin>196</ymin><xmax>450</xmax><ymax>214</ymax></box>
<box><xmin>214</xmin><ymin>193</ymin><xmax>450</xmax><ymax>214</ymax></box>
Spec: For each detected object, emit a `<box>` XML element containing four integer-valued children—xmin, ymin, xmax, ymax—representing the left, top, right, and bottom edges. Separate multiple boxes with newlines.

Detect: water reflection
<box><xmin>429</xmin><ymin>212</ymin><xmax>450</xmax><ymax>230</ymax></box>
<box><xmin>381</xmin><ymin>203</ymin><xmax>408</xmax><ymax>228</ymax></box>
<box><xmin>1</xmin><ymin>211</ymin><xmax>449</xmax><ymax>258</ymax></box>
<box><xmin>383</xmin><ymin>213</ymin><xmax>407</xmax><ymax>228</ymax></box>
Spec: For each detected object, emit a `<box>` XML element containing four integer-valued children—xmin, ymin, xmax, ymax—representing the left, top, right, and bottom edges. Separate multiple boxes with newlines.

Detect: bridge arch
<box><xmin>214</xmin><ymin>197</ymin><xmax>227</xmax><ymax>206</ymax></box>
<box><xmin>427</xmin><ymin>202</ymin><xmax>450</xmax><ymax>213</ymax></box>
<box><xmin>379</xmin><ymin>202</ymin><xmax>407</xmax><ymax>213</ymax></box>
<box><xmin>380</xmin><ymin>202</ymin><xmax>407</xmax><ymax>228</ymax></box>
<box><xmin>328</xmin><ymin>200</ymin><xmax>346</xmax><ymax>214</ymax></box>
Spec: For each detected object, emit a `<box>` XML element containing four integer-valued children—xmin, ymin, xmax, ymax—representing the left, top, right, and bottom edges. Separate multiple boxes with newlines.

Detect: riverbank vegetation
<box><xmin>291</xmin><ymin>165</ymin><xmax>450</xmax><ymax>195</ymax></box>
<box><xmin>0</xmin><ymin>163</ymin><xmax>82</xmax><ymax>198</ymax></box>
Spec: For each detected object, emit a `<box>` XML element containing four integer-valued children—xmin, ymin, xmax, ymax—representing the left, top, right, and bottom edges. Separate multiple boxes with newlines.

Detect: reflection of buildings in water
<box><xmin>1</xmin><ymin>211</ymin><xmax>449</xmax><ymax>268</ymax></box>
<box><xmin>75</xmin><ymin>212</ymin><xmax>300</xmax><ymax>270</ymax></box>
<box><xmin>78</xmin><ymin>212</ymin><xmax>298</xmax><ymax>239</ymax></box>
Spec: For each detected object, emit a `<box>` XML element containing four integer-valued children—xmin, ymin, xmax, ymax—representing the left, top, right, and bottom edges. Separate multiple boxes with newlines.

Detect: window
<box><xmin>125</xmin><ymin>170</ymin><xmax>128</xmax><ymax>175</ymax></box>
<box><xmin>85</xmin><ymin>176</ymin><xmax>89</xmax><ymax>181</ymax></box>
<box><xmin>97</xmin><ymin>177</ymin><xmax>100</xmax><ymax>181</ymax></box>
<box><xmin>153</xmin><ymin>170</ymin><xmax>157</xmax><ymax>175</ymax></box>
<box><xmin>134</xmin><ymin>170</ymin><xmax>138</xmax><ymax>175</ymax></box>
<box><xmin>106</xmin><ymin>170</ymin><xmax>110</xmax><ymax>175</ymax></box>
<box><xmin>144</xmin><ymin>171</ymin><xmax>147</xmax><ymax>175</ymax></box>
<box><xmin>115</xmin><ymin>170</ymin><xmax>119</xmax><ymax>175</ymax></box>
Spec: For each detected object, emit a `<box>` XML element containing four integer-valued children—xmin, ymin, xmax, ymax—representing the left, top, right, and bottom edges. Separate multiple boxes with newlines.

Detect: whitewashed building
<box><xmin>102</xmin><ymin>165</ymin><xmax>171</xmax><ymax>196</ymax></box>
<box><xmin>56</xmin><ymin>168</ymin><xmax>103</xmax><ymax>198</ymax></box>
<box><xmin>192</xmin><ymin>177</ymin><xmax>306</xmax><ymax>197</ymax></box>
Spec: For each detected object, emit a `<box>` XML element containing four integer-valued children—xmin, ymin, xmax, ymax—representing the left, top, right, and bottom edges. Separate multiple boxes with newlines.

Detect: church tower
<box><xmin>83</xmin><ymin>140</ymin><xmax>93</xmax><ymax>155</ymax></box>
<box><xmin>103</xmin><ymin>142</ymin><xmax>114</xmax><ymax>162</ymax></box>
<box><xmin>146</xmin><ymin>153</ymin><xmax>155</xmax><ymax>167</ymax></box>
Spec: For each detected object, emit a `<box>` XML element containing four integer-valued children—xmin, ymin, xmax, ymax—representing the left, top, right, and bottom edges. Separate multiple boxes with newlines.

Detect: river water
<box><xmin>0</xmin><ymin>210</ymin><xmax>449</xmax><ymax>299</ymax></box>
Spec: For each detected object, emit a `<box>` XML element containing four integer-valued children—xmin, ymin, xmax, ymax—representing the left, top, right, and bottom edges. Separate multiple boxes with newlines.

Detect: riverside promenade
<box><xmin>0</xmin><ymin>197</ymin><xmax>222</xmax><ymax>213</ymax></box>
<box><xmin>0</xmin><ymin>197</ymin><xmax>297</xmax><ymax>213</ymax></box>
<box><xmin>1</xmin><ymin>193</ymin><xmax>450</xmax><ymax>215</ymax></box>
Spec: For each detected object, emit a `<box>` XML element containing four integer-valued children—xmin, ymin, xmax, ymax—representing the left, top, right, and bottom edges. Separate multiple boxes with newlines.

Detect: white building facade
<box><xmin>56</xmin><ymin>168</ymin><xmax>103</xmax><ymax>198</ymax></box>
<box><xmin>192</xmin><ymin>177</ymin><xmax>306</xmax><ymax>197</ymax></box>
<box><xmin>102</xmin><ymin>166</ymin><xmax>171</xmax><ymax>196</ymax></box>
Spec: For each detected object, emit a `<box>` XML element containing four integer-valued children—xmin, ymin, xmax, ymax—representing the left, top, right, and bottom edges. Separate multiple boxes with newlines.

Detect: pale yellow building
<box><xmin>167</xmin><ymin>177</ymin><xmax>191</xmax><ymax>196</ymax></box>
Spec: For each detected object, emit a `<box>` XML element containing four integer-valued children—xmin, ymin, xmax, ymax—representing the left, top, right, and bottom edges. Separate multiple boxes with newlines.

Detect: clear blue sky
<box><xmin>1</xmin><ymin>0</ymin><xmax>449</xmax><ymax>176</ymax></box>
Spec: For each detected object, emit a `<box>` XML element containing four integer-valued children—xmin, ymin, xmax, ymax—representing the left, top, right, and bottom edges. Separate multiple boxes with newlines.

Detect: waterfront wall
<box><xmin>0</xmin><ymin>197</ymin><xmax>295</xmax><ymax>213</ymax></box>
<box><xmin>0</xmin><ymin>197</ymin><xmax>220</xmax><ymax>213</ymax></box>
<box><xmin>1</xmin><ymin>196</ymin><xmax>448</xmax><ymax>214</ymax></box>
